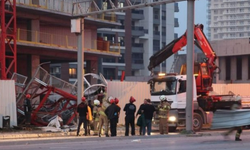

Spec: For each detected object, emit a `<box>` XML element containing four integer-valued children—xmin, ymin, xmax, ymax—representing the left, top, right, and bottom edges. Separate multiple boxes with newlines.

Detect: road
<box><xmin>0</xmin><ymin>130</ymin><xmax>250</xmax><ymax>150</ymax></box>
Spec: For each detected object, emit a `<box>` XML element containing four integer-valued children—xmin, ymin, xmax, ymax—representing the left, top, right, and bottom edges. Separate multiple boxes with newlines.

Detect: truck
<box><xmin>147</xmin><ymin>24</ymin><xmax>242</xmax><ymax>132</ymax></box>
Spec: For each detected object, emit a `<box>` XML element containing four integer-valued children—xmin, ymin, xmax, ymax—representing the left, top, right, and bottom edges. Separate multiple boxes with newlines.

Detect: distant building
<box><xmin>207</xmin><ymin>0</ymin><xmax>250</xmax><ymax>83</ymax></box>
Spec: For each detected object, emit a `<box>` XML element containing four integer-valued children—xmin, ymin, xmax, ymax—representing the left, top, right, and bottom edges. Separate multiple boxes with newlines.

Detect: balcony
<box><xmin>132</xmin><ymin>9</ymin><xmax>144</xmax><ymax>20</ymax></box>
<box><xmin>16</xmin><ymin>28</ymin><xmax>120</xmax><ymax>55</ymax></box>
<box><xmin>15</xmin><ymin>0</ymin><xmax>116</xmax><ymax>23</ymax></box>
<box><xmin>153</xmin><ymin>31</ymin><xmax>160</xmax><ymax>39</ymax></box>
<box><xmin>132</xmin><ymin>43</ymin><xmax>143</xmax><ymax>53</ymax></box>
<box><xmin>132</xmin><ymin>26</ymin><xmax>145</xmax><ymax>37</ymax></box>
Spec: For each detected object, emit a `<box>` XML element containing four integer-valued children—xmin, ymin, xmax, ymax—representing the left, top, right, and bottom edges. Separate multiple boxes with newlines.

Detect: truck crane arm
<box><xmin>148</xmin><ymin>24</ymin><xmax>218</xmax><ymax>76</ymax></box>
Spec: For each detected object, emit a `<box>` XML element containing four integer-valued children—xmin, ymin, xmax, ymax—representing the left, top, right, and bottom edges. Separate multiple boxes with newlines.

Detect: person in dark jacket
<box><xmin>141</xmin><ymin>99</ymin><xmax>156</xmax><ymax>135</ymax></box>
<box><xmin>123</xmin><ymin>96</ymin><xmax>136</xmax><ymax>136</ymax></box>
<box><xmin>76</xmin><ymin>97</ymin><xmax>88</xmax><ymax>136</ymax></box>
<box><xmin>23</xmin><ymin>94</ymin><xmax>32</xmax><ymax>126</ymax></box>
<box><xmin>136</xmin><ymin>99</ymin><xmax>147</xmax><ymax>135</ymax></box>
<box><xmin>105</xmin><ymin>98</ymin><xmax>121</xmax><ymax>137</ymax></box>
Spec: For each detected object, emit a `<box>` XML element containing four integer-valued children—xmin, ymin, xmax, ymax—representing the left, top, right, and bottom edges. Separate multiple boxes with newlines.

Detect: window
<box><xmin>236</xmin><ymin>56</ymin><xmax>242</xmax><ymax>80</ymax></box>
<box><xmin>69</xmin><ymin>68</ymin><xmax>77</xmax><ymax>78</ymax></box>
<box><xmin>225</xmin><ymin>57</ymin><xmax>231</xmax><ymax>80</ymax></box>
<box><xmin>178</xmin><ymin>80</ymin><xmax>186</xmax><ymax>93</ymax></box>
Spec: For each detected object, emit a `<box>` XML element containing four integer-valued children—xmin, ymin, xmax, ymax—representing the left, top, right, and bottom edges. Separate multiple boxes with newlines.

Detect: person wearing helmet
<box><xmin>93</xmin><ymin>99</ymin><xmax>100</xmax><ymax>136</ymax></box>
<box><xmin>114</xmin><ymin>98</ymin><xmax>120</xmax><ymax>107</ymax></box>
<box><xmin>105</xmin><ymin>98</ymin><xmax>121</xmax><ymax>137</ymax></box>
<box><xmin>76</xmin><ymin>97</ymin><xmax>88</xmax><ymax>136</ymax></box>
<box><xmin>158</xmin><ymin>95</ymin><xmax>171</xmax><ymax>134</ymax></box>
<box><xmin>98</xmin><ymin>101</ymin><xmax>109</xmax><ymax>137</ymax></box>
<box><xmin>123</xmin><ymin>96</ymin><xmax>137</xmax><ymax>136</ymax></box>
<box><xmin>23</xmin><ymin>94</ymin><xmax>32</xmax><ymax>127</ymax></box>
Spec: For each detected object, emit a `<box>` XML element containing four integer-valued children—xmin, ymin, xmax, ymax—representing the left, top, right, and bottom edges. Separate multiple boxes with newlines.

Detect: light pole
<box><xmin>186</xmin><ymin>0</ymin><xmax>195</xmax><ymax>133</ymax></box>
<box><xmin>71</xmin><ymin>18</ymin><xmax>84</xmax><ymax>105</ymax></box>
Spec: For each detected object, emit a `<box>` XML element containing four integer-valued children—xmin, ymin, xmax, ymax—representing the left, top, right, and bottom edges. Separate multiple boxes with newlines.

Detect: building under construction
<box><xmin>0</xmin><ymin>0</ymin><xmax>120</xmax><ymax>127</ymax></box>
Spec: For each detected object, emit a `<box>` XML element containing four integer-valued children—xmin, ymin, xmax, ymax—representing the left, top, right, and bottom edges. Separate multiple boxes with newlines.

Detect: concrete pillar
<box><xmin>242</xmin><ymin>56</ymin><xmax>248</xmax><ymax>81</ymax></box>
<box><xmin>31</xmin><ymin>19</ymin><xmax>40</xmax><ymax>42</ymax></box>
<box><xmin>98</xmin><ymin>58</ymin><xmax>103</xmax><ymax>75</ymax></box>
<box><xmin>125</xmin><ymin>8</ymin><xmax>132</xmax><ymax>76</ymax></box>
<box><xmin>31</xmin><ymin>55</ymin><xmax>40</xmax><ymax>77</ymax></box>
<box><xmin>61</xmin><ymin>63</ymin><xmax>69</xmax><ymax>82</ymax></box>
<box><xmin>218</xmin><ymin>57</ymin><xmax>225</xmax><ymax>83</ymax></box>
<box><xmin>17</xmin><ymin>55</ymin><xmax>29</xmax><ymax>77</ymax></box>
<box><xmin>86</xmin><ymin>60</ymin><xmax>98</xmax><ymax>84</ymax></box>
<box><xmin>231</xmin><ymin>57</ymin><xmax>236</xmax><ymax>82</ymax></box>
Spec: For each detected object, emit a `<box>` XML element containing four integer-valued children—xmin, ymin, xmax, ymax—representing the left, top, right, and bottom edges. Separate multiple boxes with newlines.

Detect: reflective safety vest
<box><xmin>158</xmin><ymin>103</ymin><xmax>171</xmax><ymax>119</ymax></box>
<box><xmin>98</xmin><ymin>106</ymin><xmax>107</xmax><ymax>117</ymax></box>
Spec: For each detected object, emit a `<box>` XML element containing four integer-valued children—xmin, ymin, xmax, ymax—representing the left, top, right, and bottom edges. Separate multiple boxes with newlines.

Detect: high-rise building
<box><xmin>97</xmin><ymin>3</ymin><xmax>180</xmax><ymax>80</ymax></box>
<box><xmin>207</xmin><ymin>0</ymin><xmax>250</xmax><ymax>40</ymax></box>
<box><xmin>208</xmin><ymin>0</ymin><xmax>250</xmax><ymax>83</ymax></box>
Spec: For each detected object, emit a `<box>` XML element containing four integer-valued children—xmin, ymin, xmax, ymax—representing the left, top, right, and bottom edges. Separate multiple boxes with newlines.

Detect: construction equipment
<box><xmin>147</xmin><ymin>24</ymin><xmax>241</xmax><ymax>131</ymax></box>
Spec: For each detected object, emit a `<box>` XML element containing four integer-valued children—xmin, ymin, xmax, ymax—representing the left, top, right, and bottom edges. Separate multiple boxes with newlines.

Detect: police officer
<box><xmin>23</xmin><ymin>94</ymin><xmax>32</xmax><ymax>127</ymax></box>
<box><xmin>93</xmin><ymin>99</ymin><xmax>100</xmax><ymax>136</ymax></box>
<box><xmin>158</xmin><ymin>95</ymin><xmax>171</xmax><ymax>134</ymax></box>
<box><xmin>123</xmin><ymin>96</ymin><xmax>136</xmax><ymax>136</ymax></box>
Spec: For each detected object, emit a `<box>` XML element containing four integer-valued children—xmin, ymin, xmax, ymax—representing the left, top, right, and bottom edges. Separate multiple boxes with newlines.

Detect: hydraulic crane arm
<box><xmin>148</xmin><ymin>24</ymin><xmax>217</xmax><ymax>75</ymax></box>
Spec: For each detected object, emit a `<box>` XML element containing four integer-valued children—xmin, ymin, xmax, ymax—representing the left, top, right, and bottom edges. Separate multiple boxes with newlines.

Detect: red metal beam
<box><xmin>0</xmin><ymin>0</ymin><xmax>17</xmax><ymax>79</ymax></box>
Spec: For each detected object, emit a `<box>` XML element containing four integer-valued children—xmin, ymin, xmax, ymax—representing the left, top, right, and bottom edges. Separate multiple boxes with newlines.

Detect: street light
<box><xmin>71</xmin><ymin>18</ymin><xmax>84</xmax><ymax>105</ymax></box>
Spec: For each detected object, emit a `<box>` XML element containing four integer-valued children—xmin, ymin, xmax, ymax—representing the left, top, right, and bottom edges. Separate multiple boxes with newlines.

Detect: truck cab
<box><xmin>148</xmin><ymin>73</ymin><xmax>204</xmax><ymax>131</ymax></box>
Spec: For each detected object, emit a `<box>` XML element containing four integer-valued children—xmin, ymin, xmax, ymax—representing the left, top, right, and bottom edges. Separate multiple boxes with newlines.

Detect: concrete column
<box><xmin>231</xmin><ymin>57</ymin><xmax>236</xmax><ymax>82</ymax></box>
<box><xmin>98</xmin><ymin>58</ymin><xmax>103</xmax><ymax>75</ymax></box>
<box><xmin>17</xmin><ymin>55</ymin><xmax>29</xmax><ymax>77</ymax></box>
<box><xmin>218</xmin><ymin>57</ymin><xmax>226</xmax><ymax>83</ymax></box>
<box><xmin>125</xmin><ymin>8</ymin><xmax>132</xmax><ymax>76</ymax></box>
<box><xmin>242</xmin><ymin>56</ymin><xmax>248</xmax><ymax>81</ymax></box>
<box><xmin>31</xmin><ymin>55</ymin><xmax>40</xmax><ymax>77</ymax></box>
<box><xmin>31</xmin><ymin>19</ymin><xmax>40</xmax><ymax>42</ymax></box>
<box><xmin>61</xmin><ymin>63</ymin><xmax>69</xmax><ymax>82</ymax></box>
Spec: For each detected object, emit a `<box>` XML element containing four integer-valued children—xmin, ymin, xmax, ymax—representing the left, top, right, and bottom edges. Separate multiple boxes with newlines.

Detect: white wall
<box><xmin>0</xmin><ymin>80</ymin><xmax>17</xmax><ymax>128</ymax></box>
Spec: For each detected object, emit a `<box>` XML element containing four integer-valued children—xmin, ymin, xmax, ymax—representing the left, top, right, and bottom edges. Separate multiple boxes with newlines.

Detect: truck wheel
<box><xmin>169</xmin><ymin>127</ymin><xmax>177</xmax><ymax>132</ymax></box>
<box><xmin>193</xmin><ymin>113</ymin><xmax>203</xmax><ymax>131</ymax></box>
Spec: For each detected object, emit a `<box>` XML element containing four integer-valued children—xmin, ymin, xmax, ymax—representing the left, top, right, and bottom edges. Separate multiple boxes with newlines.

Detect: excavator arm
<box><xmin>148</xmin><ymin>24</ymin><xmax>218</xmax><ymax>76</ymax></box>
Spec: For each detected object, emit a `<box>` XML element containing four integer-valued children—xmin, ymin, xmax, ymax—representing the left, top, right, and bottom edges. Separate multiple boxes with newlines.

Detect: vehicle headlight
<box><xmin>168</xmin><ymin>116</ymin><xmax>176</xmax><ymax>122</ymax></box>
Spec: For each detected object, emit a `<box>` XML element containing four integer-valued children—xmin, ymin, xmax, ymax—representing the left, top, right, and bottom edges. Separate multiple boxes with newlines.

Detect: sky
<box><xmin>175</xmin><ymin>0</ymin><xmax>208</xmax><ymax>36</ymax></box>
<box><xmin>174</xmin><ymin>0</ymin><xmax>208</xmax><ymax>54</ymax></box>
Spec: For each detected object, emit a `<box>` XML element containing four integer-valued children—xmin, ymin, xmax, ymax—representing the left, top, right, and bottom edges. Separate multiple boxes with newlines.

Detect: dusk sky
<box><xmin>175</xmin><ymin>0</ymin><xmax>208</xmax><ymax>36</ymax></box>
<box><xmin>174</xmin><ymin>0</ymin><xmax>208</xmax><ymax>54</ymax></box>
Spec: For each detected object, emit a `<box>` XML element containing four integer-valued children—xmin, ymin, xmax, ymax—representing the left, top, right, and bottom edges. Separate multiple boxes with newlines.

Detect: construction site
<box><xmin>1</xmin><ymin>0</ymin><xmax>250</xmax><ymax>134</ymax></box>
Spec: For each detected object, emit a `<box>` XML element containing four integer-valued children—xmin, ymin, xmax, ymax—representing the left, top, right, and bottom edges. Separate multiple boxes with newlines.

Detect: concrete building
<box><xmin>207</xmin><ymin>0</ymin><xmax>250</xmax><ymax>83</ymax></box>
<box><xmin>4</xmin><ymin>0</ymin><xmax>120</xmax><ymax>83</ymax></box>
<box><xmin>207</xmin><ymin>0</ymin><xmax>250</xmax><ymax>40</ymax></box>
<box><xmin>96</xmin><ymin>3</ymin><xmax>180</xmax><ymax>81</ymax></box>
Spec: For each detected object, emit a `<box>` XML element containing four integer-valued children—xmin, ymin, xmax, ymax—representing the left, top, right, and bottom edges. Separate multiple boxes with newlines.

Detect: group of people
<box><xmin>76</xmin><ymin>94</ymin><xmax>172</xmax><ymax>137</ymax></box>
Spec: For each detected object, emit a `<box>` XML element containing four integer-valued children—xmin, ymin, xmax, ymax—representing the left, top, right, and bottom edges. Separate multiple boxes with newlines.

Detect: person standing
<box><xmin>136</xmin><ymin>99</ymin><xmax>147</xmax><ymax>135</ymax></box>
<box><xmin>141</xmin><ymin>99</ymin><xmax>156</xmax><ymax>136</ymax></box>
<box><xmin>123</xmin><ymin>96</ymin><xmax>136</xmax><ymax>136</ymax></box>
<box><xmin>105</xmin><ymin>99</ymin><xmax>121</xmax><ymax>137</ymax></box>
<box><xmin>76</xmin><ymin>97</ymin><xmax>88</xmax><ymax>136</ymax></box>
<box><xmin>93</xmin><ymin>99</ymin><xmax>100</xmax><ymax>136</ymax></box>
<box><xmin>23</xmin><ymin>94</ymin><xmax>32</xmax><ymax>127</ymax></box>
<box><xmin>98</xmin><ymin>101</ymin><xmax>109</xmax><ymax>137</ymax></box>
<box><xmin>158</xmin><ymin>95</ymin><xmax>171</xmax><ymax>134</ymax></box>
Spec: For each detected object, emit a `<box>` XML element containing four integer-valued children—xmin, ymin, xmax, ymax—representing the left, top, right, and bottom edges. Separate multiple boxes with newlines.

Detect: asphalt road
<box><xmin>1</xmin><ymin>130</ymin><xmax>250</xmax><ymax>150</ymax></box>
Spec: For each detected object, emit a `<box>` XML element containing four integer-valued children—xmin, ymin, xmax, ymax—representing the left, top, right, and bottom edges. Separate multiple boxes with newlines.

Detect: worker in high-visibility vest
<box><xmin>93</xmin><ymin>99</ymin><xmax>100</xmax><ymax>136</ymax></box>
<box><xmin>158</xmin><ymin>95</ymin><xmax>171</xmax><ymax>134</ymax></box>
